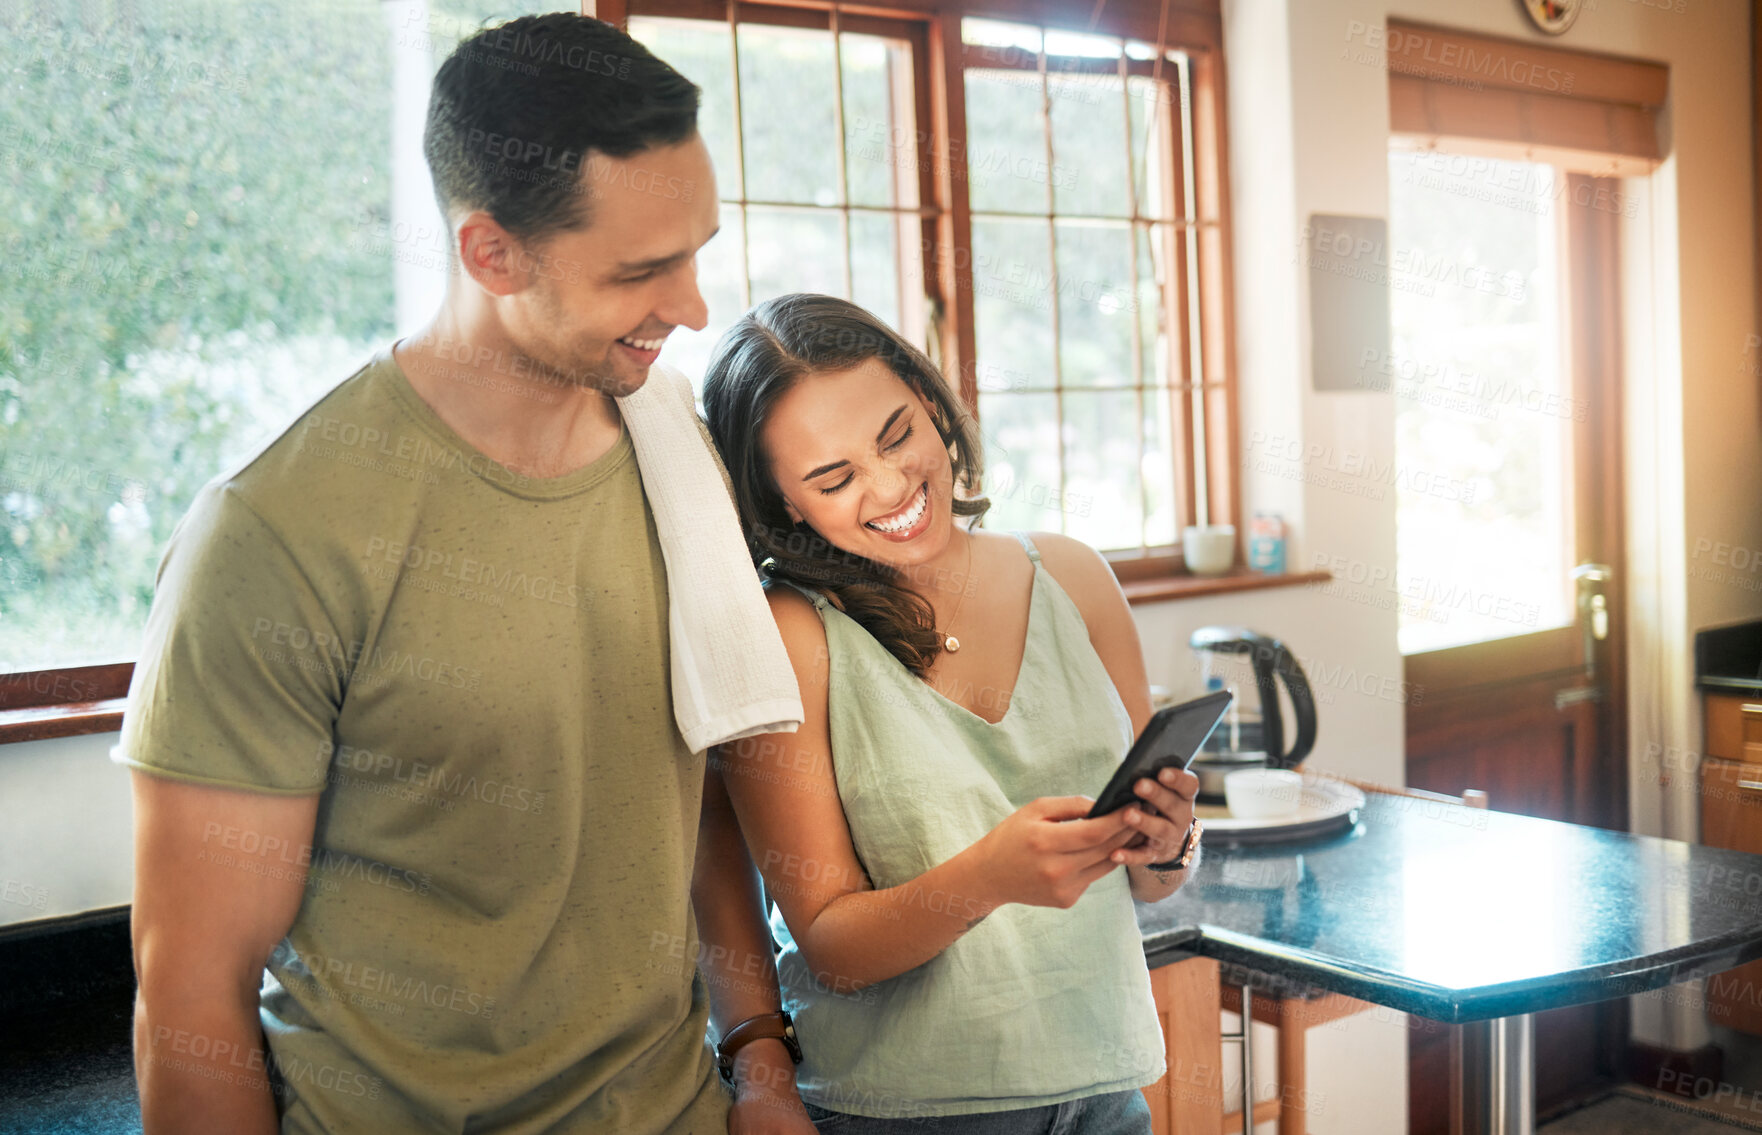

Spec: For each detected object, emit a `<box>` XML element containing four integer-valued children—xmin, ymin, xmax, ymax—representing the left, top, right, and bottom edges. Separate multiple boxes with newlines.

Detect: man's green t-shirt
<box><xmin>115</xmin><ymin>348</ymin><xmax>730</xmax><ymax>1133</ymax></box>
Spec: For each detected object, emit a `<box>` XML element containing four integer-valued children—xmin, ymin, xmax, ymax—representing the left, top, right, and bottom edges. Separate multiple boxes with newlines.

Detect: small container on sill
<box><xmin>1247</xmin><ymin>512</ymin><xmax>1287</xmax><ymax>574</ymax></box>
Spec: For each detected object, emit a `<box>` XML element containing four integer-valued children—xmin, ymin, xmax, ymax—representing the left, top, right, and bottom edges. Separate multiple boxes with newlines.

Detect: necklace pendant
<box><xmin>944</xmin><ymin>634</ymin><xmax>960</xmax><ymax>653</ymax></box>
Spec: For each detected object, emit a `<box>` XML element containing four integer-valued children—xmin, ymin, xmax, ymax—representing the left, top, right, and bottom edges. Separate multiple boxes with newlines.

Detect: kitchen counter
<box><xmin>12</xmin><ymin>792</ymin><xmax>1762</xmax><ymax>1131</ymax></box>
<box><xmin>0</xmin><ymin>909</ymin><xmax>138</xmax><ymax>1135</ymax></box>
<box><xmin>1135</xmin><ymin>790</ymin><xmax>1762</xmax><ymax>1022</ymax></box>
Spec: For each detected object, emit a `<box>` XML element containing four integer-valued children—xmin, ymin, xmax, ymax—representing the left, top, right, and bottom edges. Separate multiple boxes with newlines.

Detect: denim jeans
<box><xmin>800</xmin><ymin>1088</ymin><xmax>1154</xmax><ymax>1135</ymax></box>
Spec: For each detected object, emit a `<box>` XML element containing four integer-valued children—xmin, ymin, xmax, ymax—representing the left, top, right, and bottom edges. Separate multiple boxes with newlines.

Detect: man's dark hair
<box><xmin>422</xmin><ymin>13</ymin><xmax>700</xmax><ymax>243</ymax></box>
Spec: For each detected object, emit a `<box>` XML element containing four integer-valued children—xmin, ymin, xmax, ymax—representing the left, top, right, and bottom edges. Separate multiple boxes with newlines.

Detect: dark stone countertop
<box><xmin>0</xmin><ymin>908</ymin><xmax>139</xmax><ymax>1134</ymax></box>
<box><xmin>1136</xmin><ymin>791</ymin><xmax>1762</xmax><ymax>1022</ymax></box>
<box><xmin>13</xmin><ymin>793</ymin><xmax>1762</xmax><ymax>1129</ymax></box>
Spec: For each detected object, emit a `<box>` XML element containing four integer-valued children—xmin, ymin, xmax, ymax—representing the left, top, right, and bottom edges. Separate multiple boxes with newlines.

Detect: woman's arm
<box><xmin>1030</xmin><ymin>533</ymin><xmax>1201</xmax><ymax>903</ymax></box>
<box><xmin>717</xmin><ymin>587</ymin><xmax>1139</xmax><ymax>992</ymax></box>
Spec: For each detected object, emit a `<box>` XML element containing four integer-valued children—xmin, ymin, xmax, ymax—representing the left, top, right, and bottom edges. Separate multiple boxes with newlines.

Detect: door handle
<box><xmin>1555</xmin><ymin>686</ymin><xmax>1604</xmax><ymax>710</ymax></box>
<box><xmin>1572</xmin><ymin>563</ymin><xmax>1613</xmax><ymax>681</ymax></box>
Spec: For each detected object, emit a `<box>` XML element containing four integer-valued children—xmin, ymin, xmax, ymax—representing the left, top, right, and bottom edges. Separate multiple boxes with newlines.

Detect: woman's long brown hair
<box><xmin>702</xmin><ymin>294</ymin><xmax>990</xmax><ymax>677</ymax></box>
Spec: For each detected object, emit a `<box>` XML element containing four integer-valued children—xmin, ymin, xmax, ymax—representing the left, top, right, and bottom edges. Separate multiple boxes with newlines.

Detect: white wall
<box><xmin>0</xmin><ymin>731</ymin><xmax>132</xmax><ymax>924</ymax></box>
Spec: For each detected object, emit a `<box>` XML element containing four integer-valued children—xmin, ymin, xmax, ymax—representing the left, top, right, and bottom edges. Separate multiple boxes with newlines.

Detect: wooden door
<box><xmin>1390</xmin><ymin>162</ymin><xmax>1630</xmax><ymax>1133</ymax></box>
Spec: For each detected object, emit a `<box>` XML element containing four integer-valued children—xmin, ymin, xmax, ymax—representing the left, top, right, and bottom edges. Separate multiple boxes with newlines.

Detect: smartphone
<box><xmin>1086</xmin><ymin>690</ymin><xmax>1233</xmax><ymax>818</ymax></box>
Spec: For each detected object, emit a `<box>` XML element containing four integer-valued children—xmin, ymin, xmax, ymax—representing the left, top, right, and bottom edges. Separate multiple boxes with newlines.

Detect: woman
<box><xmin>701</xmin><ymin>294</ymin><xmax>1201</xmax><ymax>1132</ymax></box>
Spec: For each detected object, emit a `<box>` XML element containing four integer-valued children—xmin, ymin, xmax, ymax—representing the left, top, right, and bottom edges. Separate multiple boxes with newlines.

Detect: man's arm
<box><xmin>692</xmin><ymin>762</ymin><xmax>813</xmax><ymax>1132</ymax></box>
<box><xmin>131</xmin><ymin>771</ymin><xmax>320</xmax><ymax>1135</ymax></box>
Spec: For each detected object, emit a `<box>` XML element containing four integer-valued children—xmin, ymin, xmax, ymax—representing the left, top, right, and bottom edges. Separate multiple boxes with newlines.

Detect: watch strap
<box><xmin>715</xmin><ymin>1010</ymin><xmax>803</xmax><ymax>1085</ymax></box>
<box><xmin>1146</xmin><ymin>818</ymin><xmax>1203</xmax><ymax>872</ymax></box>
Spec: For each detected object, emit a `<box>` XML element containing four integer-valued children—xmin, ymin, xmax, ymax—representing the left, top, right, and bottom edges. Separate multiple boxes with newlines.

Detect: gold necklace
<box><xmin>941</xmin><ymin>534</ymin><xmax>973</xmax><ymax>653</ymax></box>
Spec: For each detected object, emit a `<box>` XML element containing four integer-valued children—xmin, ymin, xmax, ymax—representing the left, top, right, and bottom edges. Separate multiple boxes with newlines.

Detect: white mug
<box><xmin>1224</xmin><ymin>768</ymin><xmax>1305</xmax><ymax>820</ymax></box>
<box><xmin>1182</xmin><ymin>524</ymin><xmax>1236</xmax><ymax>575</ymax></box>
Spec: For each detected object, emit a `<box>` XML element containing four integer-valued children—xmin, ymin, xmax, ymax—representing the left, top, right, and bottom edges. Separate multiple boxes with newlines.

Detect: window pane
<box><xmin>962</xmin><ymin>18</ymin><xmax>1041</xmax><ymax>55</ymax></box>
<box><xmin>850</xmin><ymin>212</ymin><xmax>901</xmax><ymax>330</ymax></box>
<box><xmin>1142</xmin><ymin>383</ymin><xmax>1178</xmax><ymax>546</ymax></box>
<box><xmin>976</xmin><ymin>392</ymin><xmax>1061</xmax><ymax>533</ymax></box>
<box><xmin>0</xmin><ymin>0</ymin><xmax>545</xmax><ymax>671</ymax></box>
<box><xmin>964</xmin><ymin>69</ymin><xmax>1048</xmax><ymax>216</ymax></box>
<box><xmin>1061</xmin><ymin>389</ymin><xmax>1142</xmax><ymax>548</ymax></box>
<box><xmin>630</xmin><ymin>16</ymin><xmax>739</xmax><ymax>199</ymax></box>
<box><xmin>1136</xmin><ymin>224</ymin><xmax>1166</xmax><ymax>391</ymax></box>
<box><xmin>971</xmin><ymin>217</ymin><xmax>1054</xmax><ymax>388</ymax></box>
<box><xmin>1044</xmin><ymin>29</ymin><xmax>1122</xmax><ymax>58</ymax></box>
<box><xmin>1127</xmin><ymin>75</ymin><xmax>1174</xmax><ymax>221</ymax></box>
<box><xmin>841</xmin><ymin>35</ymin><xmax>914</xmax><ymax>210</ymax></box>
<box><xmin>1137</xmin><ymin>223</ymin><xmax>1178</xmax><ymax>546</ymax></box>
<box><xmin>7</xmin><ymin>1</ymin><xmax>381</xmax><ymax>669</ymax></box>
<box><xmin>1055</xmin><ymin>221</ymin><xmax>1135</xmax><ymax>387</ymax></box>
<box><xmin>1388</xmin><ymin>151</ymin><xmax>1573</xmax><ymax>654</ymax></box>
<box><xmin>1049</xmin><ymin>72</ymin><xmax>1129</xmax><ymax>217</ymax></box>
<box><xmin>639</xmin><ymin>20</ymin><xmax>922</xmax><ymax>382</ymax></box>
<box><xmin>746</xmin><ymin>207</ymin><xmax>844</xmax><ymax>304</ymax></box>
<box><xmin>737</xmin><ymin>24</ymin><xmax>839</xmax><ymax>205</ymax></box>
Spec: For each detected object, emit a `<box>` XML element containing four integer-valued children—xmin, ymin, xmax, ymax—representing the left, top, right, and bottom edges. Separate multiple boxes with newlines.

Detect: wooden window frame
<box><xmin>617</xmin><ymin>0</ymin><xmax>1244</xmax><ymax>580</ymax></box>
<box><xmin>1</xmin><ymin>0</ymin><xmax>1319</xmax><ymax>745</ymax></box>
<box><xmin>0</xmin><ymin>664</ymin><xmax>131</xmax><ymax>744</ymax></box>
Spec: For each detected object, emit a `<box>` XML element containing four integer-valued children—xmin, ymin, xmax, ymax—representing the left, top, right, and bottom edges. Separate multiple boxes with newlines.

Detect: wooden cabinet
<box><xmin>1142</xmin><ymin>958</ymin><xmax>1223</xmax><ymax>1135</ymax></box>
<box><xmin>1701</xmin><ymin>754</ymin><xmax>1762</xmax><ymax>853</ymax></box>
<box><xmin>1705</xmin><ymin>694</ymin><xmax>1762</xmax><ymax>770</ymax></box>
<box><xmin>1700</xmin><ymin>694</ymin><xmax>1762</xmax><ymax>1033</ymax></box>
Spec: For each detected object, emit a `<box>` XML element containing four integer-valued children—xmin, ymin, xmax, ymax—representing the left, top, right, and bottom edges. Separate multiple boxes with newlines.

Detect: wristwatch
<box><xmin>715</xmin><ymin>1010</ymin><xmax>803</xmax><ymax>1085</ymax></box>
<box><xmin>1146</xmin><ymin>818</ymin><xmax>1203</xmax><ymax>872</ymax></box>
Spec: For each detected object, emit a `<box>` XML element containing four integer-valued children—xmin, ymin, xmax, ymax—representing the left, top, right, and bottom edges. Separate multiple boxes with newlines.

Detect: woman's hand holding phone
<box><xmin>1109</xmin><ymin>767</ymin><xmax>1200</xmax><ymax>866</ymax></box>
<box><xmin>969</xmin><ymin>796</ymin><xmax>1141</xmax><ymax>910</ymax></box>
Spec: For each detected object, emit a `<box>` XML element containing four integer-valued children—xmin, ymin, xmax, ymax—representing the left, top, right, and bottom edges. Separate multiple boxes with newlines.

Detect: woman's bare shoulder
<box><xmin>762</xmin><ymin>580</ymin><xmax>830</xmax><ymax>687</ymax></box>
<box><xmin>1021</xmin><ymin>531</ymin><xmax>1117</xmax><ymax>598</ymax></box>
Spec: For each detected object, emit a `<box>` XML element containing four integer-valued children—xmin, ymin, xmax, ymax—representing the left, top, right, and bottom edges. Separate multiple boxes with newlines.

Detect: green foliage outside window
<box><xmin>1</xmin><ymin>1</ymin><xmax>524</xmax><ymax>672</ymax></box>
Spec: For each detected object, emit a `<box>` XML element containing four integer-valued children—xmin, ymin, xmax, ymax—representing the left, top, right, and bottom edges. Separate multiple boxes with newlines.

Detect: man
<box><xmin>119</xmin><ymin>14</ymin><xmax>811</xmax><ymax>1133</ymax></box>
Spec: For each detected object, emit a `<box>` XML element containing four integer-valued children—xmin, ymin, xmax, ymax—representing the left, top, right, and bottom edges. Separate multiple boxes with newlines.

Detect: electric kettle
<box><xmin>1188</xmin><ymin>626</ymin><xmax>1318</xmax><ymax>801</ymax></box>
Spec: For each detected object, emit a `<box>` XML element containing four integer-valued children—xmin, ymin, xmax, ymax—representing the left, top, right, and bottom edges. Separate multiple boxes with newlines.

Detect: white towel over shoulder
<box><xmin>616</xmin><ymin>361</ymin><xmax>803</xmax><ymax>752</ymax></box>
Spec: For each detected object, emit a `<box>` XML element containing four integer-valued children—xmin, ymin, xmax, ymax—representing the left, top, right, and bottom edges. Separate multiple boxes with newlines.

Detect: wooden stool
<box><xmin>1219</xmin><ymin>981</ymin><xmax>1376</xmax><ymax>1134</ymax></box>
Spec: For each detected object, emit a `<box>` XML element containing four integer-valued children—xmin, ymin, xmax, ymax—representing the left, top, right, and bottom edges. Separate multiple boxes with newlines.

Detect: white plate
<box><xmin>1195</xmin><ymin>777</ymin><xmax>1366</xmax><ymax>844</ymax></box>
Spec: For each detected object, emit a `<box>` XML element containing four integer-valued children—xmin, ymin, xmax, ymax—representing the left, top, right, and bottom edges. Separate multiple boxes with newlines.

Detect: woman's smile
<box><xmin>865</xmin><ymin>482</ymin><xmax>932</xmax><ymax>541</ymax></box>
